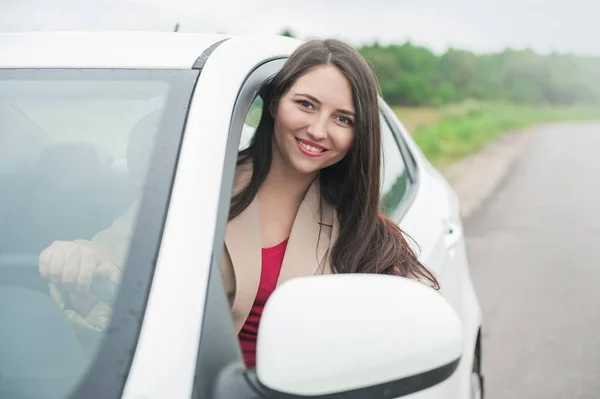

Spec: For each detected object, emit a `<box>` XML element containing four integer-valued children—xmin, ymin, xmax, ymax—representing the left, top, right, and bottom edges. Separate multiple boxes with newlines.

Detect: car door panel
<box><xmin>381</xmin><ymin>102</ymin><xmax>483</xmax><ymax>399</ymax></box>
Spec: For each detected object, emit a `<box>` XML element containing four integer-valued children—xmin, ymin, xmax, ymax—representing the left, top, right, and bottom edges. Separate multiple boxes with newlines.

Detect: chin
<box><xmin>289</xmin><ymin>156</ymin><xmax>324</xmax><ymax>176</ymax></box>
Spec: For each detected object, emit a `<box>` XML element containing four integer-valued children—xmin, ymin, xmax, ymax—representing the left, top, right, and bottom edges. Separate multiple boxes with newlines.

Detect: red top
<box><xmin>237</xmin><ymin>238</ymin><xmax>288</xmax><ymax>369</ymax></box>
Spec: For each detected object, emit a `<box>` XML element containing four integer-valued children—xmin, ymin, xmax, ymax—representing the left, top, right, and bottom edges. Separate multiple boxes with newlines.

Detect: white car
<box><xmin>0</xmin><ymin>32</ymin><xmax>483</xmax><ymax>399</ymax></box>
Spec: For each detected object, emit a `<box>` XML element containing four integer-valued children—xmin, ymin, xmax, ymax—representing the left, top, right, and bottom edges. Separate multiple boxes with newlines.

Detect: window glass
<box><xmin>239</xmin><ymin>95</ymin><xmax>263</xmax><ymax>151</ymax></box>
<box><xmin>0</xmin><ymin>69</ymin><xmax>193</xmax><ymax>399</ymax></box>
<box><xmin>380</xmin><ymin>116</ymin><xmax>410</xmax><ymax>217</ymax></box>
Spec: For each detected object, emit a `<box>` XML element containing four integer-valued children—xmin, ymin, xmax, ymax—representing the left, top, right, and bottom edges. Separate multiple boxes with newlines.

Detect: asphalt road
<box><xmin>464</xmin><ymin>122</ymin><xmax>600</xmax><ymax>399</ymax></box>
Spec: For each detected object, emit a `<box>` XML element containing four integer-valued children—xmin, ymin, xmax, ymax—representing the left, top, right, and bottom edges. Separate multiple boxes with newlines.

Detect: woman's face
<box><xmin>272</xmin><ymin>64</ymin><xmax>356</xmax><ymax>177</ymax></box>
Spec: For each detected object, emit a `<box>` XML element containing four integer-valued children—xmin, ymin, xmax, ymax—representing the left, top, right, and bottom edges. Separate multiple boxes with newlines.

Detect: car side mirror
<box><xmin>253</xmin><ymin>274</ymin><xmax>463</xmax><ymax>398</ymax></box>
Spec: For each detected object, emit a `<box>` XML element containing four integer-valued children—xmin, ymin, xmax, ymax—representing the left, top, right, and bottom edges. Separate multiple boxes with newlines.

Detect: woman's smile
<box><xmin>295</xmin><ymin>138</ymin><xmax>328</xmax><ymax>157</ymax></box>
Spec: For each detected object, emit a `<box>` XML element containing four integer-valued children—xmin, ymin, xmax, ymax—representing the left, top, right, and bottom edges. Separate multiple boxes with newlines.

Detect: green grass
<box><xmin>390</xmin><ymin>106</ymin><xmax>440</xmax><ymax>133</ymax></box>
<box><xmin>245</xmin><ymin>97</ymin><xmax>264</xmax><ymax>128</ymax></box>
<box><xmin>399</xmin><ymin>102</ymin><xmax>600</xmax><ymax>167</ymax></box>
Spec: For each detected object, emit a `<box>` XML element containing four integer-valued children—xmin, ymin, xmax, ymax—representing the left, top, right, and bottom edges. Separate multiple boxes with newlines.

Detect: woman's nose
<box><xmin>306</xmin><ymin>117</ymin><xmax>328</xmax><ymax>140</ymax></box>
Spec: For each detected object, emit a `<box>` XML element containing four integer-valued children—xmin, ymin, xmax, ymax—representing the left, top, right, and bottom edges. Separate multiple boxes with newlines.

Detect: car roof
<box><xmin>0</xmin><ymin>31</ymin><xmax>301</xmax><ymax>69</ymax></box>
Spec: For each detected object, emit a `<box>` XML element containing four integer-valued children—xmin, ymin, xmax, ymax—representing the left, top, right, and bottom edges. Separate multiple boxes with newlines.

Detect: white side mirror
<box><xmin>255</xmin><ymin>274</ymin><xmax>463</xmax><ymax>398</ymax></box>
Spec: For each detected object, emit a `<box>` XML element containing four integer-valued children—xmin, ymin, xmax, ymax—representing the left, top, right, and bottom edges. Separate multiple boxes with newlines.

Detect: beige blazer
<box><xmin>221</xmin><ymin>164</ymin><xmax>339</xmax><ymax>333</ymax></box>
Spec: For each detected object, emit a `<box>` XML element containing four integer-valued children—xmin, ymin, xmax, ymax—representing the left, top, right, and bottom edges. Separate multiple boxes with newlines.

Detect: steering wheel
<box><xmin>0</xmin><ymin>254</ymin><xmax>49</xmax><ymax>294</ymax></box>
<box><xmin>0</xmin><ymin>253</ymin><xmax>118</xmax><ymax>304</ymax></box>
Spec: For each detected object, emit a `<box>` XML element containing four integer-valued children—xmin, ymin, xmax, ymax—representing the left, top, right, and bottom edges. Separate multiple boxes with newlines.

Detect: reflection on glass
<box><xmin>0</xmin><ymin>72</ymin><xmax>186</xmax><ymax>399</ymax></box>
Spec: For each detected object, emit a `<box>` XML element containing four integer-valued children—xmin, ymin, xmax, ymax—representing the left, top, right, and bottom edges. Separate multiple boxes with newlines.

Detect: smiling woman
<box><xmin>226</xmin><ymin>38</ymin><xmax>439</xmax><ymax>368</ymax></box>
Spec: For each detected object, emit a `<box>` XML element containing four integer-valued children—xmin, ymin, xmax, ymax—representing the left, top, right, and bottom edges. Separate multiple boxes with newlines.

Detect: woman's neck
<box><xmin>256</xmin><ymin>151</ymin><xmax>316</xmax><ymax>247</ymax></box>
<box><xmin>259</xmin><ymin>151</ymin><xmax>316</xmax><ymax>204</ymax></box>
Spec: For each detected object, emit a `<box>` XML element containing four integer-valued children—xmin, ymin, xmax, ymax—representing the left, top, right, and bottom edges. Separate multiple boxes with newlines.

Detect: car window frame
<box><xmin>192</xmin><ymin>57</ymin><xmax>287</xmax><ymax>399</ymax></box>
<box><xmin>379</xmin><ymin>104</ymin><xmax>420</xmax><ymax>222</ymax></box>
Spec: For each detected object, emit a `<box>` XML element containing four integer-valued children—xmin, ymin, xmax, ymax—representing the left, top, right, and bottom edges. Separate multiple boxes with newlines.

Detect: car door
<box><xmin>381</xmin><ymin>101</ymin><xmax>471</xmax><ymax>397</ymax></box>
<box><xmin>380</xmin><ymin>102</ymin><xmax>475</xmax><ymax>398</ymax></box>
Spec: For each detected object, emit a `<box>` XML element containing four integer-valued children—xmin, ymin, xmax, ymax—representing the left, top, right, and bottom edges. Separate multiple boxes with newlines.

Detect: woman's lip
<box><xmin>296</xmin><ymin>139</ymin><xmax>327</xmax><ymax>157</ymax></box>
<box><xmin>296</xmin><ymin>138</ymin><xmax>328</xmax><ymax>150</ymax></box>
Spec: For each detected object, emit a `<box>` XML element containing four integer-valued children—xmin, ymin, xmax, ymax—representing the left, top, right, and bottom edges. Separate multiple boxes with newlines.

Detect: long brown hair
<box><xmin>229</xmin><ymin>39</ymin><xmax>439</xmax><ymax>289</ymax></box>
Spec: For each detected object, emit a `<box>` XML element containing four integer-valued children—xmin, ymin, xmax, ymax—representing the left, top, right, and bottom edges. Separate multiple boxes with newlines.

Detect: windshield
<box><xmin>0</xmin><ymin>69</ymin><xmax>197</xmax><ymax>399</ymax></box>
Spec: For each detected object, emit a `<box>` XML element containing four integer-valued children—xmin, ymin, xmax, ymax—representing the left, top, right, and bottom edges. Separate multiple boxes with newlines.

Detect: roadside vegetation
<box><xmin>393</xmin><ymin>101</ymin><xmax>600</xmax><ymax>167</ymax></box>
<box><xmin>358</xmin><ymin>40</ymin><xmax>600</xmax><ymax>167</ymax></box>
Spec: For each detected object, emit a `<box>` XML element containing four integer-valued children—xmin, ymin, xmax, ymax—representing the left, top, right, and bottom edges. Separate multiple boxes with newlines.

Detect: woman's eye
<box><xmin>337</xmin><ymin>116</ymin><xmax>353</xmax><ymax>125</ymax></box>
<box><xmin>298</xmin><ymin>100</ymin><xmax>314</xmax><ymax>110</ymax></box>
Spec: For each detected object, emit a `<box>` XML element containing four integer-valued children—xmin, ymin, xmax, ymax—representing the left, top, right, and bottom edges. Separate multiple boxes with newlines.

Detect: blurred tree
<box><xmin>357</xmin><ymin>41</ymin><xmax>600</xmax><ymax>106</ymax></box>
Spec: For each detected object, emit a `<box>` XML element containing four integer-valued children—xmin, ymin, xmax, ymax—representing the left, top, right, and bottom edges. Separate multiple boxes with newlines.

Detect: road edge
<box><xmin>438</xmin><ymin>127</ymin><xmax>538</xmax><ymax>220</ymax></box>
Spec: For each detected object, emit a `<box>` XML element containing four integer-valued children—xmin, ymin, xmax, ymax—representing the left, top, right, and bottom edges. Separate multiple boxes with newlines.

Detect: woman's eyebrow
<box><xmin>295</xmin><ymin>92</ymin><xmax>321</xmax><ymax>104</ymax></box>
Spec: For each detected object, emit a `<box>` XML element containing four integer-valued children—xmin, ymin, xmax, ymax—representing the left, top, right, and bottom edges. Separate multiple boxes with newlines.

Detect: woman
<box><xmin>39</xmin><ymin>38</ymin><xmax>439</xmax><ymax>369</ymax></box>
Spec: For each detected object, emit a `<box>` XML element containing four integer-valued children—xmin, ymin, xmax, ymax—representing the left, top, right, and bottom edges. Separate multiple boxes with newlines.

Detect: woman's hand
<box><xmin>39</xmin><ymin>239</ymin><xmax>122</xmax><ymax>331</ymax></box>
<box><xmin>39</xmin><ymin>239</ymin><xmax>121</xmax><ymax>294</ymax></box>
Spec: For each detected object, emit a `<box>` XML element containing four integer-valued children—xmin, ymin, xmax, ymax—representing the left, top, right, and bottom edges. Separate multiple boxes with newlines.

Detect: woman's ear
<box><xmin>269</xmin><ymin>100</ymin><xmax>277</xmax><ymax>119</ymax></box>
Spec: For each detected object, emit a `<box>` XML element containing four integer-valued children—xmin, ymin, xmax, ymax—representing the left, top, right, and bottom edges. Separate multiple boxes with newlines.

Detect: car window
<box><xmin>380</xmin><ymin>114</ymin><xmax>411</xmax><ymax>217</ymax></box>
<box><xmin>0</xmin><ymin>69</ymin><xmax>194</xmax><ymax>399</ymax></box>
<box><xmin>239</xmin><ymin>95</ymin><xmax>264</xmax><ymax>151</ymax></box>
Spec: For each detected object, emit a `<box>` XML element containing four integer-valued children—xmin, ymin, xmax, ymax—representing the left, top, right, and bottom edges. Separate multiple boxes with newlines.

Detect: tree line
<box><xmin>359</xmin><ymin>42</ymin><xmax>600</xmax><ymax>107</ymax></box>
<box><xmin>280</xmin><ymin>29</ymin><xmax>600</xmax><ymax>107</ymax></box>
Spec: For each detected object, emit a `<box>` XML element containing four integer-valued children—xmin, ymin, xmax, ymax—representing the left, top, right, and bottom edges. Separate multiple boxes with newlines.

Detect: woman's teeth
<box><xmin>297</xmin><ymin>140</ymin><xmax>325</xmax><ymax>153</ymax></box>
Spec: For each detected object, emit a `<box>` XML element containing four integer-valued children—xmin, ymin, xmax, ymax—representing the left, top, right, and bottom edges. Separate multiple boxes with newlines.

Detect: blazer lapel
<box><xmin>224</xmin><ymin>196</ymin><xmax>261</xmax><ymax>325</ymax></box>
<box><xmin>224</xmin><ymin>163</ymin><xmax>262</xmax><ymax>326</ymax></box>
<box><xmin>276</xmin><ymin>178</ymin><xmax>335</xmax><ymax>285</ymax></box>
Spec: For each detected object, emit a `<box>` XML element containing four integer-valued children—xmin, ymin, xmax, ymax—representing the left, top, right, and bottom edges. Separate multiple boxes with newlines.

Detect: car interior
<box><xmin>0</xmin><ymin>102</ymin><xmax>160</xmax><ymax>399</ymax></box>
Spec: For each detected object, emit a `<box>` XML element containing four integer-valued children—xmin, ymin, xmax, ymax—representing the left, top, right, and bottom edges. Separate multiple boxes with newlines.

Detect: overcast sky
<box><xmin>1</xmin><ymin>0</ymin><xmax>598</xmax><ymax>55</ymax></box>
